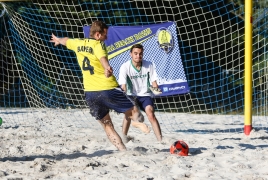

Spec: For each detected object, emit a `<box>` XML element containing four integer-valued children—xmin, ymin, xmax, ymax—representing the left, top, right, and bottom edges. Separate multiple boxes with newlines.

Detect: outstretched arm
<box><xmin>50</xmin><ymin>33</ymin><xmax>69</xmax><ymax>46</ymax></box>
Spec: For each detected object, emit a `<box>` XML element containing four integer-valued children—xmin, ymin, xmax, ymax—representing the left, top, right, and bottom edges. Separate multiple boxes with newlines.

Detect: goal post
<box><xmin>244</xmin><ymin>0</ymin><xmax>253</xmax><ymax>135</ymax></box>
<box><xmin>1</xmin><ymin>0</ymin><xmax>268</xmax><ymax>133</ymax></box>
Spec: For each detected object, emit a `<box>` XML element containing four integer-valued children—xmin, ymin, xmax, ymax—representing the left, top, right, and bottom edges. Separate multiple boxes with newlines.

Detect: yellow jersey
<box><xmin>66</xmin><ymin>38</ymin><xmax>118</xmax><ymax>91</ymax></box>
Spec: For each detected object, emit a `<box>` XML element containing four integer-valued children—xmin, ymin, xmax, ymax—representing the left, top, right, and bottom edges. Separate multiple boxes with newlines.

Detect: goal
<box><xmin>1</xmin><ymin>0</ymin><xmax>268</xmax><ymax>133</ymax></box>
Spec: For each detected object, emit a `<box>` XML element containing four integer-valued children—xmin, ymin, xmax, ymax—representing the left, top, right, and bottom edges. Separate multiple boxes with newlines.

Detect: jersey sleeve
<box><xmin>150</xmin><ymin>62</ymin><xmax>158</xmax><ymax>83</ymax></box>
<box><xmin>66</xmin><ymin>39</ymin><xmax>78</xmax><ymax>51</ymax></box>
<box><xmin>95</xmin><ymin>41</ymin><xmax>108</xmax><ymax>60</ymax></box>
<box><xmin>118</xmin><ymin>63</ymin><xmax>127</xmax><ymax>85</ymax></box>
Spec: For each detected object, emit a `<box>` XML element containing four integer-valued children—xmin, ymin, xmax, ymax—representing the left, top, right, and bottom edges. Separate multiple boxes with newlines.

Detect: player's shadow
<box><xmin>1</xmin><ymin>111</ymin><xmax>31</xmax><ymax>114</ymax></box>
<box><xmin>160</xmin><ymin>147</ymin><xmax>206</xmax><ymax>156</ymax></box>
<box><xmin>0</xmin><ymin>150</ymin><xmax>114</xmax><ymax>162</ymax></box>
<box><xmin>175</xmin><ymin>127</ymin><xmax>268</xmax><ymax>134</ymax></box>
<box><xmin>250</xmin><ymin>136</ymin><xmax>268</xmax><ymax>140</ymax></box>
<box><xmin>215</xmin><ymin>145</ymin><xmax>234</xmax><ymax>149</ymax></box>
<box><xmin>189</xmin><ymin>147</ymin><xmax>206</xmax><ymax>155</ymax></box>
<box><xmin>239</xmin><ymin>143</ymin><xmax>268</xmax><ymax>149</ymax></box>
<box><xmin>159</xmin><ymin>148</ymin><xmax>170</xmax><ymax>153</ymax></box>
<box><xmin>175</xmin><ymin>128</ymin><xmax>244</xmax><ymax>134</ymax></box>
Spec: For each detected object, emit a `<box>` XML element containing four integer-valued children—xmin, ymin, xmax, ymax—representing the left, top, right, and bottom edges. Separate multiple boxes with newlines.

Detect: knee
<box><xmin>147</xmin><ymin>113</ymin><xmax>156</xmax><ymax>122</ymax></box>
<box><xmin>99</xmin><ymin>118</ymin><xmax>114</xmax><ymax>128</ymax></box>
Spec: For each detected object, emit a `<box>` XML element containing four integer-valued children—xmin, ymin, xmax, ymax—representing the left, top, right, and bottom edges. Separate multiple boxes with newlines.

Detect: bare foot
<box><xmin>131</xmin><ymin>121</ymin><xmax>150</xmax><ymax>134</ymax></box>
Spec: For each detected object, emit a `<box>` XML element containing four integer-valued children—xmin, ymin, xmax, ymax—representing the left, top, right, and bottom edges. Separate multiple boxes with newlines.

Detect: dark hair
<box><xmin>90</xmin><ymin>20</ymin><xmax>108</xmax><ymax>37</ymax></box>
<box><xmin>130</xmin><ymin>44</ymin><xmax>144</xmax><ymax>52</ymax></box>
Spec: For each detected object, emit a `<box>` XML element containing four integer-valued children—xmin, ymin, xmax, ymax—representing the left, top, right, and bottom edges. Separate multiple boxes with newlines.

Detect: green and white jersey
<box><xmin>118</xmin><ymin>60</ymin><xmax>157</xmax><ymax>96</ymax></box>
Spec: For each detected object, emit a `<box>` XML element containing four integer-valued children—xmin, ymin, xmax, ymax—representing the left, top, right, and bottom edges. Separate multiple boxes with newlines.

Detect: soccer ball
<box><xmin>170</xmin><ymin>140</ymin><xmax>189</xmax><ymax>156</ymax></box>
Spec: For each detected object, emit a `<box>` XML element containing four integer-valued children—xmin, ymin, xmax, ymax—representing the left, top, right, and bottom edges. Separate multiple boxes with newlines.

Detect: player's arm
<box><xmin>118</xmin><ymin>63</ymin><xmax>127</xmax><ymax>92</ymax></box>
<box><xmin>150</xmin><ymin>80</ymin><xmax>162</xmax><ymax>95</ymax></box>
<box><xmin>150</xmin><ymin>62</ymin><xmax>159</xmax><ymax>88</ymax></box>
<box><xmin>50</xmin><ymin>33</ymin><xmax>68</xmax><ymax>46</ymax></box>
<box><xmin>99</xmin><ymin>56</ymin><xmax>113</xmax><ymax>78</ymax></box>
<box><xmin>151</xmin><ymin>80</ymin><xmax>159</xmax><ymax>88</ymax></box>
<box><xmin>95</xmin><ymin>42</ymin><xmax>113</xmax><ymax>78</ymax></box>
<box><xmin>149</xmin><ymin>62</ymin><xmax>162</xmax><ymax>95</ymax></box>
<box><xmin>121</xmin><ymin>84</ymin><xmax>127</xmax><ymax>92</ymax></box>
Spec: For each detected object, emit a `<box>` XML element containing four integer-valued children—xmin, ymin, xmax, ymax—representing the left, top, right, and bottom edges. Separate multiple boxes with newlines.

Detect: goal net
<box><xmin>0</xmin><ymin>0</ymin><xmax>268</xmax><ymax>133</ymax></box>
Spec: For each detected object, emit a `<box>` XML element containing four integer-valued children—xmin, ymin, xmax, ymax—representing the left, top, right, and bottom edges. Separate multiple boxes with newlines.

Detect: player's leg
<box><xmin>121</xmin><ymin>108</ymin><xmax>132</xmax><ymax>143</ymax></box>
<box><xmin>123</xmin><ymin>104</ymin><xmax>150</xmax><ymax>137</ymax></box>
<box><xmin>138</xmin><ymin>96</ymin><xmax>162</xmax><ymax>141</ymax></box>
<box><xmin>85</xmin><ymin>91</ymin><xmax>126</xmax><ymax>151</ymax></box>
<box><xmin>123</xmin><ymin>96</ymin><xmax>144</xmax><ymax>123</ymax></box>
<box><xmin>98</xmin><ymin>113</ymin><xmax>126</xmax><ymax>151</ymax></box>
<box><xmin>102</xmin><ymin>88</ymin><xmax>150</xmax><ymax>135</ymax></box>
<box><xmin>121</xmin><ymin>106</ymin><xmax>150</xmax><ymax>143</ymax></box>
<box><xmin>130</xmin><ymin>105</ymin><xmax>145</xmax><ymax>123</ymax></box>
<box><xmin>122</xmin><ymin>109</ymin><xmax>131</xmax><ymax>136</ymax></box>
<box><xmin>144</xmin><ymin>105</ymin><xmax>162</xmax><ymax>141</ymax></box>
<box><xmin>124</xmin><ymin>105</ymin><xmax>150</xmax><ymax>135</ymax></box>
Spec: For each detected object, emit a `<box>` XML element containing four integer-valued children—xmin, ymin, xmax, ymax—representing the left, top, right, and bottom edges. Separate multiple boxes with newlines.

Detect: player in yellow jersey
<box><xmin>50</xmin><ymin>20</ymin><xmax>150</xmax><ymax>151</ymax></box>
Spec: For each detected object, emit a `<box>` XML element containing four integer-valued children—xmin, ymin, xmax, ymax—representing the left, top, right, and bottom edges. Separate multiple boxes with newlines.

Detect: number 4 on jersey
<box><xmin>82</xmin><ymin>57</ymin><xmax>94</xmax><ymax>75</ymax></box>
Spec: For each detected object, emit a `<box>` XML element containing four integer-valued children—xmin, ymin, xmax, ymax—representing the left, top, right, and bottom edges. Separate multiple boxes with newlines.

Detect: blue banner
<box><xmin>83</xmin><ymin>22</ymin><xmax>189</xmax><ymax>96</ymax></box>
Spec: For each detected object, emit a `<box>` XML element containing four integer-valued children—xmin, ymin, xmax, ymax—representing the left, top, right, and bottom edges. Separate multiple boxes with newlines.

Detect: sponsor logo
<box><xmin>163</xmin><ymin>87</ymin><xmax>169</xmax><ymax>92</ymax></box>
<box><xmin>169</xmin><ymin>86</ymin><xmax>185</xmax><ymax>91</ymax></box>
<box><xmin>156</xmin><ymin>28</ymin><xmax>174</xmax><ymax>53</ymax></box>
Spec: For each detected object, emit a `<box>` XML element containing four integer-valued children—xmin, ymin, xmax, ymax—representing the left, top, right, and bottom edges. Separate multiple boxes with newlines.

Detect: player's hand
<box><xmin>149</xmin><ymin>86</ymin><xmax>162</xmax><ymax>95</ymax></box>
<box><xmin>105</xmin><ymin>66</ymin><xmax>113</xmax><ymax>78</ymax></box>
<box><xmin>50</xmin><ymin>33</ymin><xmax>60</xmax><ymax>46</ymax></box>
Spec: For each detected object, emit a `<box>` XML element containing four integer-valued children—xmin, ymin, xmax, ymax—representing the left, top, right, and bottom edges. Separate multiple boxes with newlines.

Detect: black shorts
<box><xmin>85</xmin><ymin>87</ymin><xmax>135</xmax><ymax>120</ymax></box>
<box><xmin>131</xmin><ymin>96</ymin><xmax>154</xmax><ymax>112</ymax></box>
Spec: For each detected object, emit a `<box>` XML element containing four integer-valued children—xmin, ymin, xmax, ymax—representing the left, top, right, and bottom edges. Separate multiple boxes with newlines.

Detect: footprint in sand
<box><xmin>133</xmin><ymin>146</ymin><xmax>148</xmax><ymax>152</ymax></box>
<box><xmin>122</xmin><ymin>135</ymin><xmax>134</xmax><ymax>143</ymax></box>
<box><xmin>132</xmin><ymin>147</ymin><xmax>161</xmax><ymax>155</ymax></box>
